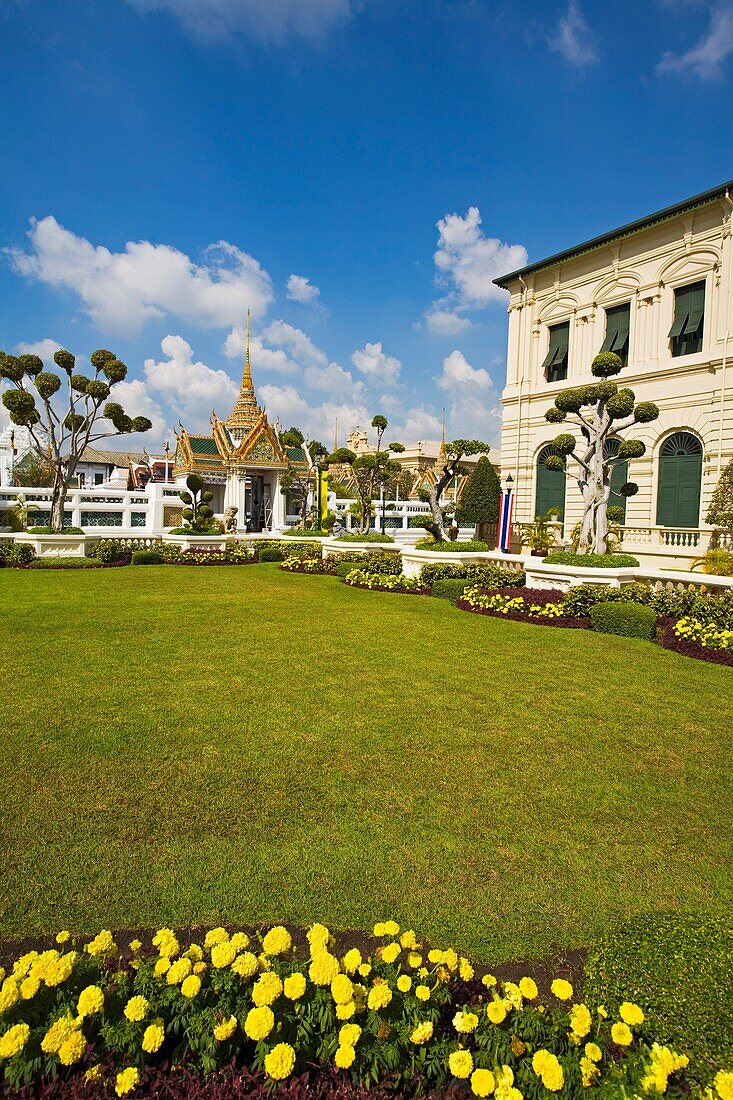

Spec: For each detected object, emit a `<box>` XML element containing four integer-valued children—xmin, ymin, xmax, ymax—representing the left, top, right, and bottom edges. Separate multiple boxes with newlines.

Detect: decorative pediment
<box><xmin>658</xmin><ymin>248</ymin><xmax>720</xmax><ymax>288</ymax></box>
<box><xmin>232</xmin><ymin>414</ymin><xmax>288</xmax><ymax>467</ymax></box>
<box><xmin>593</xmin><ymin>271</ymin><xmax>641</xmax><ymax>307</ymax></box>
<box><xmin>536</xmin><ymin>294</ymin><xmax>579</xmax><ymax>324</ymax></box>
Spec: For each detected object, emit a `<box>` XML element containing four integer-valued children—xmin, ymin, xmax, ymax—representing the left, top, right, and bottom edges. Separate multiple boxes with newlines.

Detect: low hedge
<box><xmin>585</xmin><ymin>912</ymin><xmax>733</xmax><ymax>1071</ymax></box>
<box><xmin>0</xmin><ymin>542</ymin><xmax>35</xmax><ymax>566</ymax></box>
<box><xmin>543</xmin><ymin>551</ymin><xmax>641</xmax><ymax>568</ymax></box>
<box><xmin>29</xmin><ymin>556</ymin><xmax>102</xmax><ymax>570</ymax></box>
<box><xmin>589</xmin><ymin>601</ymin><xmax>658</xmax><ymax>640</ymax></box>
<box><xmin>258</xmin><ymin>548</ymin><xmax>284</xmax><ymax>563</ymax></box>
<box><xmin>131</xmin><ymin>550</ymin><xmax>165</xmax><ymax>566</ymax></box>
<box><xmin>415</xmin><ymin>539</ymin><xmax>489</xmax><ymax>553</ymax></box>
<box><xmin>419</xmin><ymin>561</ymin><xmax>525</xmax><ymax>589</ymax></box>
<box><xmin>335</xmin><ymin>533</ymin><xmax>395</xmax><ymax>544</ymax></box>
<box><xmin>431</xmin><ymin>578</ymin><xmax>471</xmax><ymax>601</ymax></box>
<box><xmin>562</xmin><ymin>582</ymin><xmax>733</xmax><ymax>628</ymax></box>
<box><xmin>26</xmin><ymin>526</ymin><xmax>85</xmax><ymax>535</ymax></box>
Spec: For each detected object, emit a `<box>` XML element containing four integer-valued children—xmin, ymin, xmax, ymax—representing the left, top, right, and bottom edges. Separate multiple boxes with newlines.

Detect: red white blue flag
<box><xmin>497</xmin><ymin>488</ymin><xmax>514</xmax><ymax>552</ymax></box>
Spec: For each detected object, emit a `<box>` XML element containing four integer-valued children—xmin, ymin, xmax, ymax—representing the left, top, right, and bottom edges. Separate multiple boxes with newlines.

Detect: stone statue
<box><xmin>332</xmin><ymin>517</ymin><xmax>344</xmax><ymax>538</ymax></box>
<box><xmin>223</xmin><ymin>506</ymin><xmax>238</xmax><ymax>534</ymax></box>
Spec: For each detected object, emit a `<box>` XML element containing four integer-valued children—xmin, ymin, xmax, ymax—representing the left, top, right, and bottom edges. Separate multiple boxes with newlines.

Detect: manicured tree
<box><xmin>543</xmin><ymin>351</ymin><xmax>659</xmax><ymax>555</ymax></box>
<box><xmin>0</xmin><ymin>347</ymin><xmax>152</xmax><ymax>532</ymax></box>
<box><xmin>706</xmin><ymin>456</ymin><xmax>733</xmax><ymax>539</ymax></box>
<box><xmin>422</xmin><ymin>440</ymin><xmax>490</xmax><ymax>542</ymax></box>
<box><xmin>455</xmin><ymin>456</ymin><xmax>501</xmax><ymax>542</ymax></box>
<box><xmin>328</xmin><ymin>416</ymin><xmax>404</xmax><ymax>534</ymax></box>
<box><xmin>179</xmin><ymin>474</ymin><xmax>215</xmax><ymax>531</ymax></box>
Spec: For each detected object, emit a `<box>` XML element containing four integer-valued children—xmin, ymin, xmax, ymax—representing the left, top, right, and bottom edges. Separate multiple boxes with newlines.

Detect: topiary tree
<box><xmin>328</xmin><ymin>416</ymin><xmax>404</xmax><ymax>534</ymax></box>
<box><xmin>706</xmin><ymin>456</ymin><xmax>733</xmax><ymax>540</ymax></box>
<box><xmin>455</xmin><ymin>455</ymin><xmax>501</xmax><ymax>542</ymax></box>
<box><xmin>421</xmin><ymin>440</ymin><xmax>490</xmax><ymax>542</ymax></box>
<box><xmin>543</xmin><ymin>351</ymin><xmax>659</xmax><ymax>555</ymax></box>
<box><xmin>179</xmin><ymin>474</ymin><xmax>216</xmax><ymax>531</ymax></box>
<box><xmin>0</xmin><ymin>347</ymin><xmax>152</xmax><ymax>532</ymax></box>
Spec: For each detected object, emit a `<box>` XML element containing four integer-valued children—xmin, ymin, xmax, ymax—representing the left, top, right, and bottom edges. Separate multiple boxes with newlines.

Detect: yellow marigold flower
<box><xmin>153</xmin><ymin>929</ymin><xmax>180</xmax><ymax>958</ymax></box>
<box><xmin>77</xmin><ymin>985</ymin><xmax>105</xmax><ymax>1017</ymax></box>
<box><xmin>142</xmin><ymin>1019</ymin><xmax>165</xmax><ymax>1054</ymax></box>
<box><xmin>211</xmin><ymin>941</ymin><xmax>237</xmax><ymax>969</ymax></box>
<box><xmin>262</xmin><ymin>926</ymin><xmax>291</xmax><ymax>956</ymax></box>
<box><xmin>59</xmin><ymin>1030</ymin><xmax>86</xmax><ymax>1066</ymax></box>
<box><xmin>383</xmin><ymin>920</ymin><xmax>400</xmax><ymax>936</ymax></box>
<box><xmin>341</xmin><ymin>948</ymin><xmax>361</xmax><ymax>973</ymax></box>
<box><xmin>367</xmin><ymin>983</ymin><xmax>393</xmax><ymax>1010</ymax></box>
<box><xmin>611</xmin><ymin>1021</ymin><xmax>633</xmax><ymax>1047</ymax></box>
<box><xmin>427</xmin><ymin>949</ymin><xmax>443</xmax><ymax>964</ymax></box>
<box><xmin>115</xmin><ymin>1067</ymin><xmax>140</xmax><ymax>1096</ymax></box>
<box><xmin>229</xmin><ymin>932</ymin><xmax>250</xmax><ymax>952</ymax></box>
<box><xmin>415</xmin><ymin>984</ymin><xmax>430</xmax><ymax>1002</ymax></box>
<box><xmin>569</xmin><ymin>1003</ymin><xmax>592</xmax><ymax>1039</ymax></box>
<box><xmin>443</xmin><ymin>949</ymin><xmax>459</xmax><ymax>971</ymax></box>
<box><xmin>482</xmin><ymin>973</ymin><xmax>497</xmax><ymax>988</ymax></box>
<box><xmin>45</xmin><ymin>952</ymin><xmax>76</xmax><ymax>987</ymax></box>
<box><xmin>336</xmin><ymin>1001</ymin><xmax>356</xmax><ymax>1020</ymax></box>
<box><xmin>459</xmin><ymin>957</ymin><xmax>475</xmax><ymax>981</ymax></box>
<box><xmin>585</xmin><ymin>1043</ymin><xmax>602</xmax><ymax>1063</ymax></box>
<box><xmin>244</xmin><ymin>1005</ymin><xmax>274</xmax><ymax>1041</ymax></box>
<box><xmin>449</xmin><ymin>1049</ymin><xmax>474</xmax><ymax>1079</ymax></box>
<box><xmin>453</xmin><ymin>1010</ymin><xmax>479</xmax><ymax>1033</ymax></box>
<box><xmin>265</xmin><ymin>1042</ymin><xmax>296</xmax><ymax>1080</ymax></box>
<box><xmin>309</xmin><ymin>952</ymin><xmax>340</xmax><ymax>986</ymax></box>
<box><xmin>407</xmin><ymin>952</ymin><xmax>423</xmax><ymax>969</ymax></box>
<box><xmin>519</xmin><ymin>977</ymin><xmax>538</xmax><ymax>1000</ymax></box>
<box><xmin>84</xmin><ymin>1065</ymin><xmax>103</xmax><ymax>1082</ymax></box>
<box><xmin>184</xmin><ymin>944</ymin><xmax>204</xmax><ymax>962</ymax></box>
<box><xmin>382</xmin><ymin>942</ymin><xmax>400</xmax><ymax>964</ymax></box>
<box><xmin>20</xmin><ymin>975</ymin><xmax>40</xmax><ymax>1000</ymax></box>
<box><xmin>410</xmin><ymin>1020</ymin><xmax>434</xmax><ymax>1045</ymax></box>
<box><xmin>283</xmin><ymin>972</ymin><xmax>307</xmax><ymax>1000</ymax></box>
<box><xmin>532</xmin><ymin>1050</ymin><xmax>564</xmax><ymax>1092</ymax></box>
<box><xmin>550</xmin><ymin>978</ymin><xmax>573</xmax><ymax>1001</ymax></box>
<box><xmin>231</xmin><ymin>952</ymin><xmax>258</xmax><ymax>980</ymax></box>
<box><xmin>124</xmin><ymin>996</ymin><xmax>148</xmax><ymax>1023</ymax></box>
<box><xmin>581</xmin><ymin>1057</ymin><xmax>600</xmax><ymax>1087</ymax></box>
<box><xmin>714</xmin><ymin>1071</ymin><xmax>733</xmax><ymax>1100</ymax></box>
<box><xmin>86</xmin><ymin>930</ymin><xmax>116</xmax><ymax>958</ymax></box>
<box><xmin>213</xmin><ymin>1015</ymin><xmax>237</xmax><ymax>1041</ymax></box>
<box><xmin>487</xmin><ymin>1000</ymin><xmax>507</xmax><ymax>1024</ymax></box>
<box><xmin>307</xmin><ymin>924</ymin><xmax>330</xmax><ymax>952</ymax></box>
<box><xmin>503</xmin><ymin>982</ymin><xmax>523</xmax><ymax>1009</ymax></box>
<box><xmin>397</xmin><ymin>975</ymin><xmax>412</xmax><ymax>993</ymax></box>
<box><xmin>193</xmin><ymin>961</ymin><xmax>207</xmax><ymax>975</ymax></box>
<box><xmin>400</xmin><ymin>930</ymin><xmax>418</xmax><ymax>950</ymax></box>
<box><xmin>331</xmin><ymin>974</ymin><xmax>354</xmax><ymax>1004</ymax></box>
<box><xmin>154</xmin><ymin>956</ymin><xmax>170</xmax><ymax>978</ymax></box>
<box><xmin>0</xmin><ymin>1023</ymin><xmax>30</xmax><ymax>1060</ymax></box>
<box><xmin>597</xmin><ymin>1005</ymin><xmax>608</xmax><ymax>1019</ymax></box>
<box><xmin>620</xmin><ymin>1002</ymin><xmax>645</xmax><ymax>1027</ymax></box>
<box><xmin>181</xmin><ymin>974</ymin><xmax>201</xmax><ymax>998</ymax></box>
<box><xmin>56</xmin><ymin>931</ymin><xmax>71</xmax><ymax>945</ymax></box>
<box><xmin>373</xmin><ymin>922</ymin><xmax>386</xmax><ymax>937</ymax></box>
<box><xmin>335</xmin><ymin>1044</ymin><xmax>356</xmax><ymax>1069</ymax></box>
<box><xmin>496</xmin><ymin>1066</ymin><xmax>514</xmax><ymax>1088</ymax></box>
<box><xmin>129</xmin><ymin>940</ymin><xmax>142</xmax><ymax>953</ymax></box>
<box><xmin>204</xmin><ymin>927</ymin><xmax>229</xmax><ymax>948</ymax></box>
<box><xmin>41</xmin><ymin>1015</ymin><xmax>77</xmax><ymax>1054</ymax></box>
<box><xmin>437</xmin><ymin>965</ymin><xmax>451</xmax><ymax>984</ymax></box>
<box><xmin>339</xmin><ymin>1023</ymin><xmax>362</xmax><ymax>1046</ymax></box>
<box><xmin>358</xmin><ymin>962</ymin><xmax>372</xmax><ymax>977</ymax></box>
<box><xmin>471</xmin><ymin>1069</ymin><xmax>496</xmax><ymax>1097</ymax></box>
<box><xmin>253</xmin><ymin>972</ymin><xmax>283</xmax><ymax>1007</ymax></box>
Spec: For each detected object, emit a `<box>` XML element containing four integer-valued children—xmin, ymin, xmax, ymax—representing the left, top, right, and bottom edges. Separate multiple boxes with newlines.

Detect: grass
<box><xmin>0</xmin><ymin>564</ymin><xmax>731</xmax><ymax>965</ymax></box>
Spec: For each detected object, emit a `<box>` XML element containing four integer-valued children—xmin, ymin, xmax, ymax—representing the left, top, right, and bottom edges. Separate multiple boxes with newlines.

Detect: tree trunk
<box><xmin>426</xmin><ymin>486</ymin><xmax>448</xmax><ymax>541</ymax></box>
<box><xmin>50</xmin><ymin>476</ymin><xmax>69</xmax><ymax>532</ymax></box>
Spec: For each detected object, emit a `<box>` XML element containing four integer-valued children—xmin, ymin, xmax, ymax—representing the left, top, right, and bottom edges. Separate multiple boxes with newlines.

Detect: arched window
<box><xmin>535</xmin><ymin>445</ymin><xmax>566</xmax><ymax>521</ymax></box>
<box><xmin>604</xmin><ymin>438</ymin><xmax>628</xmax><ymax>520</ymax></box>
<box><xmin>656</xmin><ymin>432</ymin><xmax>703</xmax><ymax>528</ymax></box>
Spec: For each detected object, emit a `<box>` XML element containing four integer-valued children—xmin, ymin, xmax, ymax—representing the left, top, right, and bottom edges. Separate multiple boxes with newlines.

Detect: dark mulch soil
<box><xmin>658</xmin><ymin>617</ymin><xmax>733</xmax><ymax>666</ymax></box>
<box><xmin>455</xmin><ymin>599</ymin><xmax>590</xmax><ymax>630</ymax></box>
<box><xmin>345</xmin><ymin>584</ymin><xmax>432</xmax><ymax>597</ymax></box>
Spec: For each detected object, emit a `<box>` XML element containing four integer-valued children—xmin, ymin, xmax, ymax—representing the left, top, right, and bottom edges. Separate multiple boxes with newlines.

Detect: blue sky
<box><xmin>1</xmin><ymin>0</ymin><xmax>732</xmax><ymax>451</ymax></box>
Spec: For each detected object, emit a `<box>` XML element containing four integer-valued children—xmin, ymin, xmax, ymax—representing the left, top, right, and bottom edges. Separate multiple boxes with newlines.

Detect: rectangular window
<box><xmin>669</xmin><ymin>280</ymin><xmax>705</xmax><ymax>357</ymax></box>
<box><xmin>541</xmin><ymin>321</ymin><xmax>570</xmax><ymax>383</ymax></box>
<box><xmin>600</xmin><ymin>302</ymin><xmax>631</xmax><ymax>367</ymax></box>
<box><xmin>94</xmin><ymin>473</ymin><xmax>104</xmax><ymax>485</ymax></box>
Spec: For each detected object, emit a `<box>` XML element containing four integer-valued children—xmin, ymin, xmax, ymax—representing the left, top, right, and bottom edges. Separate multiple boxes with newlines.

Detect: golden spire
<box><xmin>226</xmin><ymin>308</ymin><xmax>261</xmax><ymax>437</ymax></box>
<box><xmin>438</xmin><ymin>408</ymin><xmax>446</xmax><ymax>459</ymax></box>
<box><xmin>333</xmin><ymin>417</ymin><xmax>339</xmax><ymax>452</ymax></box>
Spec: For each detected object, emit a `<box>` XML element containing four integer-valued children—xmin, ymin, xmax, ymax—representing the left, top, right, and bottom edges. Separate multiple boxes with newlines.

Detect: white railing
<box><xmin>0</xmin><ymin>484</ymin><xmax>158</xmax><ymax>531</ymax></box>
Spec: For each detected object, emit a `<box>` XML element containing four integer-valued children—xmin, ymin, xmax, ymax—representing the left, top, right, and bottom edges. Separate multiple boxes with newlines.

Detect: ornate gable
<box><xmin>231</xmin><ymin>414</ymin><xmax>288</xmax><ymax>468</ymax></box>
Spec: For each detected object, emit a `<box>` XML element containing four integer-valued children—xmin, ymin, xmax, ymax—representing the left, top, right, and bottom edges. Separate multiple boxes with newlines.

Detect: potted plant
<box><xmin>519</xmin><ymin>511</ymin><xmax>558</xmax><ymax>556</ymax></box>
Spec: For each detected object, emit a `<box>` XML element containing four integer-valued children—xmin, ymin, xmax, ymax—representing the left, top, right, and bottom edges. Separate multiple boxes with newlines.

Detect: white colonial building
<box><xmin>495</xmin><ymin>178</ymin><xmax>733</xmax><ymax>565</ymax></box>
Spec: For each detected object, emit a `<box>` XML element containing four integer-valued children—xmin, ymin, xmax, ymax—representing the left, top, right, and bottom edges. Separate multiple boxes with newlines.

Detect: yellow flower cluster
<box><xmin>265</xmin><ymin>1042</ymin><xmax>296</xmax><ymax>1079</ymax></box>
<box><xmin>262</xmin><ymin>926</ymin><xmax>291</xmax><ymax>956</ymax></box>
<box><xmin>124</xmin><ymin>995</ymin><xmax>148</xmax><ymax>1022</ymax></box>
<box><xmin>77</xmin><ymin>985</ymin><xmax>104</xmax><ymax>1017</ymax></box>
<box><xmin>85</xmin><ymin>930</ymin><xmax>116</xmax><ymax>958</ymax></box>
<box><xmin>674</xmin><ymin>617</ymin><xmax>732</xmax><ymax>651</ymax></box>
<box><xmin>142</xmin><ymin>1019</ymin><xmax>165</xmax><ymax>1053</ymax></box>
<box><xmin>115</xmin><ymin>1067</ymin><xmax>140</xmax><ymax>1096</ymax></box>
<box><xmin>532</xmin><ymin>1049</ymin><xmax>565</xmax><ymax>1092</ymax></box>
<box><xmin>0</xmin><ymin>1023</ymin><xmax>30</xmax><ymax>1060</ymax></box>
<box><xmin>641</xmin><ymin>1043</ymin><xmax>689</xmax><ymax>1092</ymax></box>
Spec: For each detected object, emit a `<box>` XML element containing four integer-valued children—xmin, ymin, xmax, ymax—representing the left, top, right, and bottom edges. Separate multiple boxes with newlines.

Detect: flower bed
<box><xmin>457</xmin><ymin>587</ymin><xmax>590</xmax><ymax>629</ymax></box>
<box><xmin>343</xmin><ymin>570</ymin><xmax>429</xmax><ymax>595</ymax></box>
<box><xmin>0</xmin><ymin>921</ymin><xmax>724</xmax><ymax>1099</ymax></box>
<box><xmin>659</xmin><ymin>617</ymin><xmax>733</xmax><ymax>666</ymax></box>
<box><xmin>280</xmin><ymin>557</ymin><xmax>325</xmax><ymax>574</ymax></box>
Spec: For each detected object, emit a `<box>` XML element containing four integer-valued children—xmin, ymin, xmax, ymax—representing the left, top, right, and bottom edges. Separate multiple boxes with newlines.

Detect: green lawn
<box><xmin>1</xmin><ymin>564</ymin><xmax>731</xmax><ymax>963</ymax></box>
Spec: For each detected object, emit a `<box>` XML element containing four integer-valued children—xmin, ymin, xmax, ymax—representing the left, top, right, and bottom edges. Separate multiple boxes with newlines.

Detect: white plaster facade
<box><xmin>495</xmin><ymin>180</ymin><xmax>733</xmax><ymax>565</ymax></box>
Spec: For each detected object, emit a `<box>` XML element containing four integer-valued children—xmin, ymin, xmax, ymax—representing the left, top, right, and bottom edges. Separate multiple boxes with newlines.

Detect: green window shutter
<box><xmin>682</xmin><ymin>281</ymin><xmax>705</xmax><ymax>336</ymax></box>
<box><xmin>656</xmin><ymin>432</ymin><xmax>703</xmax><ymax>528</ymax></box>
<box><xmin>535</xmin><ymin>445</ymin><xmax>566</xmax><ymax>521</ymax></box>
<box><xmin>544</xmin><ymin>322</ymin><xmax>569</xmax><ymax>382</ymax></box>
<box><xmin>602</xmin><ymin>303</ymin><xmax>631</xmax><ymax>363</ymax></box>
<box><xmin>541</xmin><ymin>344</ymin><xmax>560</xmax><ymax>371</ymax></box>
<box><xmin>668</xmin><ymin>302</ymin><xmax>688</xmax><ymax>339</ymax></box>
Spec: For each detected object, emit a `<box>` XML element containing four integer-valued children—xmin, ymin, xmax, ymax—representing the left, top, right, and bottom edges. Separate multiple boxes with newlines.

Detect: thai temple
<box><xmin>173</xmin><ymin>313</ymin><xmax>311</xmax><ymax>531</ymax></box>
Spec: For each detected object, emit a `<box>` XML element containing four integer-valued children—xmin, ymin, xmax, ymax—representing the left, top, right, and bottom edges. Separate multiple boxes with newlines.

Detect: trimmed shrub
<box><xmin>87</xmin><ymin>541</ymin><xmax>131</xmax><ymax>564</ymax></box>
<box><xmin>415</xmin><ymin>538</ymin><xmax>489</xmax><ymax>553</ymax></box>
<box><xmin>590</xmin><ymin>600</ymin><xmax>658</xmax><ymax>640</ymax></box>
<box><xmin>431</xmin><ymin>578</ymin><xmax>470</xmax><ymax>601</ymax></box>
<box><xmin>407</xmin><ymin>513</ymin><xmax>433</xmax><ymax>528</ymax></box>
<box><xmin>419</xmin><ymin>561</ymin><xmax>525</xmax><ymax>588</ymax></box>
<box><xmin>561</xmin><ymin>581</ymin><xmax>733</xmax><ymax>628</ymax></box>
<box><xmin>26</xmin><ymin>525</ymin><xmax>84</xmax><ymax>534</ymax></box>
<box><xmin>335</xmin><ymin>532</ymin><xmax>395</xmax><ymax>543</ymax></box>
<box><xmin>29</xmin><ymin>556</ymin><xmax>101</xmax><ymax>569</ymax></box>
<box><xmin>131</xmin><ymin>549</ymin><xmax>165</xmax><ymax>566</ymax></box>
<box><xmin>282</xmin><ymin>528</ymin><xmax>327</xmax><ymax>537</ymax></box>
<box><xmin>361</xmin><ymin>550</ymin><xmax>402</xmax><ymax>575</ymax></box>
<box><xmin>0</xmin><ymin>541</ymin><xmax>36</xmax><ymax>565</ymax></box>
<box><xmin>334</xmin><ymin>561</ymin><xmax>359</xmax><ymax>578</ymax></box>
<box><xmin>544</xmin><ymin>551</ymin><xmax>640</xmax><ymax>568</ymax></box>
<box><xmin>585</xmin><ymin>913</ymin><xmax>733</xmax><ymax>1071</ymax></box>
<box><xmin>258</xmin><ymin>547</ymin><xmax>284</xmax><ymax>563</ymax></box>
<box><xmin>258</xmin><ymin>540</ymin><xmax>319</xmax><ymax>560</ymax></box>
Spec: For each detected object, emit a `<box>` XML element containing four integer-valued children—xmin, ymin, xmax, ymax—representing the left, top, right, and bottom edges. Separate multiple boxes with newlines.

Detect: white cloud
<box><xmin>437</xmin><ymin>350</ymin><xmax>493</xmax><ymax>392</ymax></box>
<box><xmin>351</xmin><ymin>341</ymin><xmax>402</xmax><ymax>386</ymax></box>
<box><xmin>424</xmin><ymin>309</ymin><xmax>472</xmax><ymax>336</ymax></box>
<box><xmin>389</xmin><ymin>405</ymin><xmax>443</xmax><ymax>443</ymax></box>
<box><xmin>262</xmin><ymin>320</ymin><xmax>328</xmax><ymax>367</ymax></box>
<box><xmin>286</xmin><ymin>274</ymin><xmax>320</xmax><ymax>303</ymax></box>
<box><xmin>258</xmin><ymin>383</ymin><xmax>368</xmax><ymax>444</ymax></box>
<box><xmin>224</xmin><ymin>319</ymin><xmax>363</xmax><ymax>398</ymax></box>
<box><xmin>14</xmin><ymin>338</ymin><xmax>64</xmax><ymax>363</ymax></box>
<box><xmin>104</xmin><ymin>378</ymin><xmax>169</xmax><ymax>447</ymax></box>
<box><xmin>550</xmin><ymin>0</ymin><xmax>599</xmax><ymax>66</ymax></box>
<box><xmin>143</xmin><ymin>335</ymin><xmax>238</xmax><ymax>429</ymax></box>
<box><xmin>7</xmin><ymin>216</ymin><xmax>273</xmax><ymax>335</ymax></box>
<box><xmin>126</xmin><ymin>0</ymin><xmax>356</xmax><ymax>43</ymax></box>
<box><xmin>447</xmin><ymin>396</ymin><xmax>502</xmax><ymax>446</ymax></box>
<box><xmin>657</xmin><ymin>1</ymin><xmax>733</xmax><ymax>78</ymax></box>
